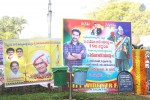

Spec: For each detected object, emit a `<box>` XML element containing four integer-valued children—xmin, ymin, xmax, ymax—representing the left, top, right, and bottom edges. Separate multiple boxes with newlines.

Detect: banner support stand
<box><xmin>69</xmin><ymin>72</ymin><xmax>72</xmax><ymax>99</ymax></box>
<box><xmin>64</xmin><ymin>72</ymin><xmax>76</xmax><ymax>100</ymax></box>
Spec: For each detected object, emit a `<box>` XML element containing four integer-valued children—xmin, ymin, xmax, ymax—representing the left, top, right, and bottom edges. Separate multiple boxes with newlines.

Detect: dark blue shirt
<box><xmin>63</xmin><ymin>41</ymin><xmax>86</xmax><ymax>70</ymax></box>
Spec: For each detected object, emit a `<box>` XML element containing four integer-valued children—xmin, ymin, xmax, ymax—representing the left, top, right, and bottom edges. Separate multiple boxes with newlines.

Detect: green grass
<box><xmin>0</xmin><ymin>91</ymin><xmax>150</xmax><ymax>100</ymax></box>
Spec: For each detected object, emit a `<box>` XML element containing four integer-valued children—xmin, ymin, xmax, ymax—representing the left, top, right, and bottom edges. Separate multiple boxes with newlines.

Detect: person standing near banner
<box><xmin>0</xmin><ymin>74</ymin><xmax>4</xmax><ymax>86</ymax></box>
<box><xmin>0</xmin><ymin>68</ymin><xmax>4</xmax><ymax>86</ymax></box>
<box><xmin>107</xmin><ymin>26</ymin><xmax>131</xmax><ymax>71</ymax></box>
<box><xmin>63</xmin><ymin>28</ymin><xmax>86</xmax><ymax>72</ymax></box>
<box><xmin>9</xmin><ymin>61</ymin><xmax>21</xmax><ymax>78</ymax></box>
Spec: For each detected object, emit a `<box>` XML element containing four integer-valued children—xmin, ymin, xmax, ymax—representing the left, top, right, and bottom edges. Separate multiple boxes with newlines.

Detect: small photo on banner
<box><xmin>25</xmin><ymin>39</ymin><xmax>62</xmax><ymax>83</ymax></box>
<box><xmin>27</xmin><ymin>50</ymin><xmax>52</xmax><ymax>80</ymax></box>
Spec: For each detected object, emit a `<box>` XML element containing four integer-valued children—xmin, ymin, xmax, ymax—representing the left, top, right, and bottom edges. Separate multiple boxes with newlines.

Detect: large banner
<box><xmin>63</xmin><ymin>19</ymin><xmax>132</xmax><ymax>92</ymax></box>
<box><xmin>3</xmin><ymin>39</ymin><xmax>62</xmax><ymax>87</ymax></box>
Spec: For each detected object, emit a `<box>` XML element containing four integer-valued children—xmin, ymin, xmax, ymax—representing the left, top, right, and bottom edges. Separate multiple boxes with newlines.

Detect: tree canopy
<box><xmin>87</xmin><ymin>1</ymin><xmax>150</xmax><ymax>35</ymax></box>
<box><xmin>0</xmin><ymin>16</ymin><xmax>27</xmax><ymax>40</ymax></box>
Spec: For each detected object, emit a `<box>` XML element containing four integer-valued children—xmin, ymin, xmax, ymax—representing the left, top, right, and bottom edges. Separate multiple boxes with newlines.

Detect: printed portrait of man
<box><xmin>30</xmin><ymin>50</ymin><xmax>51</xmax><ymax>79</ymax></box>
<box><xmin>63</xmin><ymin>28</ymin><xmax>86</xmax><ymax>72</ymax></box>
<box><xmin>107</xmin><ymin>25</ymin><xmax>131</xmax><ymax>71</ymax></box>
<box><xmin>6</xmin><ymin>48</ymin><xmax>16</xmax><ymax>61</ymax></box>
<box><xmin>9</xmin><ymin>61</ymin><xmax>21</xmax><ymax>78</ymax></box>
<box><xmin>91</xmin><ymin>23</ymin><xmax>103</xmax><ymax>36</ymax></box>
<box><xmin>16</xmin><ymin>48</ymin><xmax>23</xmax><ymax>59</ymax></box>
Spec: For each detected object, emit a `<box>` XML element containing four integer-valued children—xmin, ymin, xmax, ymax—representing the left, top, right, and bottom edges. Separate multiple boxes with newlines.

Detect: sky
<box><xmin>0</xmin><ymin>0</ymin><xmax>48</xmax><ymax>38</ymax></box>
<box><xmin>0</xmin><ymin>0</ymin><xmax>150</xmax><ymax>39</ymax></box>
<box><xmin>0</xmin><ymin>0</ymin><xmax>100</xmax><ymax>39</ymax></box>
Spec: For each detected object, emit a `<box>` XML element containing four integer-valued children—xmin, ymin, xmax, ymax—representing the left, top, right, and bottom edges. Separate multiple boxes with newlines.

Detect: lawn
<box><xmin>0</xmin><ymin>91</ymin><xmax>150</xmax><ymax>100</ymax></box>
<box><xmin>0</xmin><ymin>85</ymin><xmax>149</xmax><ymax>100</ymax></box>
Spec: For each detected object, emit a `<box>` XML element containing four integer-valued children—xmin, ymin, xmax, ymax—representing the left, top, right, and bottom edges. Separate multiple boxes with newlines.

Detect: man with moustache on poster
<box><xmin>63</xmin><ymin>28</ymin><xmax>86</xmax><ymax>72</ymax></box>
<box><xmin>31</xmin><ymin>51</ymin><xmax>51</xmax><ymax>79</ymax></box>
<box><xmin>107</xmin><ymin>26</ymin><xmax>131</xmax><ymax>72</ymax></box>
<box><xmin>63</xmin><ymin>28</ymin><xmax>86</xmax><ymax>91</ymax></box>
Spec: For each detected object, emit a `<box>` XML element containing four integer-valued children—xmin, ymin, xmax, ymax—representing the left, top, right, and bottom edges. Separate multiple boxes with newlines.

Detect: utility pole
<box><xmin>48</xmin><ymin>0</ymin><xmax>52</xmax><ymax>38</ymax></box>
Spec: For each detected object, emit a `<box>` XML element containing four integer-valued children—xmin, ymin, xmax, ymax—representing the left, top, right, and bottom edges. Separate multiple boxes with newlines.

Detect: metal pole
<box><xmin>64</xmin><ymin>72</ymin><xmax>76</xmax><ymax>100</ymax></box>
<box><xmin>69</xmin><ymin>73</ymin><xmax>72</xmax><ymax>99</ymax></box>
<box><xmin>48</xmin><ymin>0</ymin><xmax>52</xmax><ymax>38</ymax></box>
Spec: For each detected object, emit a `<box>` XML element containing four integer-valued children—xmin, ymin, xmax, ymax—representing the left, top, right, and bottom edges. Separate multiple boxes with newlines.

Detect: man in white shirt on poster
<box><xmin>9</xmin><ymin>61</ymin><xmax>21</xmax><ymax>78</ymax></box>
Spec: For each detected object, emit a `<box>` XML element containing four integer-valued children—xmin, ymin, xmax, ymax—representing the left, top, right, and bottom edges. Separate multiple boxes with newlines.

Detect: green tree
<box><xmin>87</xmin><ymin>1</ymin><xmax>150</xmax><ymax>35</ymax></box>
<box><xmin>0</xmin><ymin>16</ymin><xmax>27</xmax><ymax>40</ymax></box>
